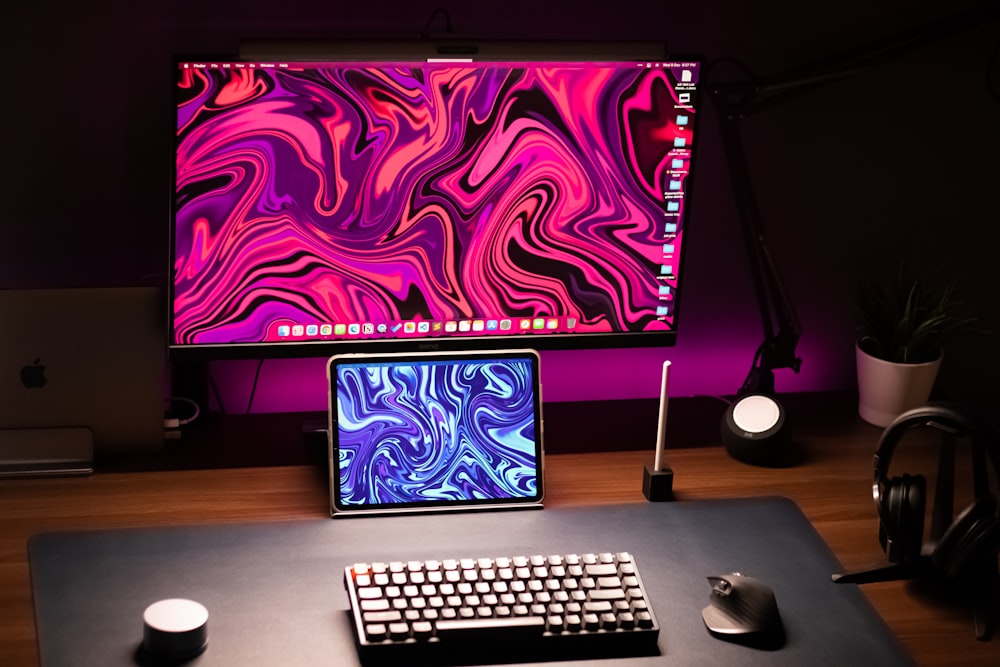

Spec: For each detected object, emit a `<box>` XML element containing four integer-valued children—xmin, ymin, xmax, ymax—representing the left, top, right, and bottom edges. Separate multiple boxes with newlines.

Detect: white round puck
<box><xmin>731</xmin><ymin>394</ymin><xmax>781</xmax><ymax>434</ymax></box>
<box><xmin>143</xmin><ymin>598</ymin><xmax>208</xmax><ymax>660</ymax></box>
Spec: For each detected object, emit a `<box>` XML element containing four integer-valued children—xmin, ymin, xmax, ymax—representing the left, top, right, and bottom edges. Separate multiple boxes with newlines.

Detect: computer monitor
<box><xmin>170</xmin><ymin>42</ymin><xmax>700</xmax><ymax>359</ymax></box>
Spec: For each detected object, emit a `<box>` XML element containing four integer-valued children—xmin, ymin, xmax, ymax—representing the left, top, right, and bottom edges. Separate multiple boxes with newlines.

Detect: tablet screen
<box><xmin>327</xmin><ymin>349</ymin><xmax>543</xmax><ymax>515</ymax></box>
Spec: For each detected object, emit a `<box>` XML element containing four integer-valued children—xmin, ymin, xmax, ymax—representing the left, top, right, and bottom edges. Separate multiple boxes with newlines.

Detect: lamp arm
<box><xmin>707</xmin><ymin>2</ymin><xmax>999</xmax><ymax>397</ymax></box>
<box><xmin>712</xmin><ymin>100</ymin><xmax>802</xmax><ymax>397</ymax></box>
<box><xmin>718</xmin><ymin>2</ymin><xmax>1000</xmax><ymax>121</ymax></box>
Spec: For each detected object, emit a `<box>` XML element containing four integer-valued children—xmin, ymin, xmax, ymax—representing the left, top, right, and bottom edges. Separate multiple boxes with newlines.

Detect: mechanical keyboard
<box><xmin>344</xmin><ymin>551</ymin><xmax>660</xmax><ymax>665</ymax></box>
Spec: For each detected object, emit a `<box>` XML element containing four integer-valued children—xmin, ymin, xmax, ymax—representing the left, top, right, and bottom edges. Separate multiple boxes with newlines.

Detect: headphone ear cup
<box><xmin>880</xmin><ymin>474</ymin><xmax>926</xmax><ymax>564</ymax></box>
<box><xmin>931</xmin><ymin>495</ymin><xmax>1000</xmax><ymax>579</ymax></box>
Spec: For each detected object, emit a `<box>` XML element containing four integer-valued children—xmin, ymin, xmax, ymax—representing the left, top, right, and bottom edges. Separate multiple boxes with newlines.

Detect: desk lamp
<box><xmin>706</xmin><ymin>2</ymin><xmax>999</xmax><ymax>466</ymax></box>
<box><xmin>709</xmin><ymin>62</ymin><xmax>802</xmax><ymax>466</ymax></box>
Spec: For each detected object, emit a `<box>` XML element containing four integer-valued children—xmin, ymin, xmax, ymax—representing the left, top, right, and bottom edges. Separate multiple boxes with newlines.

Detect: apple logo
<box><xmin>20</xmin><ymin>358</ymin><xmax>47</xmax><ymax>389</ymax></box>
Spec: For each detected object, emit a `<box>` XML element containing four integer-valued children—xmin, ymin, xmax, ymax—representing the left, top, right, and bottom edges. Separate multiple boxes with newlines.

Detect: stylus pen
<box><xmin>654</xmin><ymin>360</ymin><xmax>671</xmax><ymax>472</ymax></box>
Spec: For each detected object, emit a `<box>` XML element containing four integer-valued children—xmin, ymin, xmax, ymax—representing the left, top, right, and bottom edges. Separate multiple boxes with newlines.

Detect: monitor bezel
<box><xmin>169</xmin><ymin>41</ymin><xmax>701</xmax><ymax>360</ymax></box>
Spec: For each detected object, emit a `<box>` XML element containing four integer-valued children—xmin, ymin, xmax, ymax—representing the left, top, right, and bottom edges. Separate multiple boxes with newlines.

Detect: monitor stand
<box><xmin>0</xmin><ymin>427</ymin><xmax>94</xmax><ymax>478</ymax></box>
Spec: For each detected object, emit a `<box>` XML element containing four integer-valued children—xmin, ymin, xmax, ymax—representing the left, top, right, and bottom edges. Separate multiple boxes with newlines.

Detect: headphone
<box><xmin>873</xmin><ymin>403</ymin><xmax>1000</xmax><ymax>579</ymax></box>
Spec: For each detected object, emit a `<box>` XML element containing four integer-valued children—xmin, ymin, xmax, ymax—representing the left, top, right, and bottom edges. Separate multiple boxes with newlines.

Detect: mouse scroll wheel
<box><xmin>707</xmin><ymin>576</ymin><xmax>733</xmax><ymax>596</ymax></box>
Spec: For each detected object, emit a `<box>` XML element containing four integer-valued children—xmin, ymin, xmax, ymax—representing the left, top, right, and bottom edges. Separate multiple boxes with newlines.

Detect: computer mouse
<box><xmin>701</xmin><ymin>573</ymin><xmax>785</xmax><ymax>646</ymax></box>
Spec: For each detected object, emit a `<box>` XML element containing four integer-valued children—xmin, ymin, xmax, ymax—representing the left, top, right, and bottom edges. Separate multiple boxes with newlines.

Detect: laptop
<box><xmin>0</xmin><ymin>287</ymin><xmax>166</xmax><ymax>473</ymax></box>
<box><xmin>326</xmin><ymin>349</ymin><xmax>544</xmax><ymax>517</ymax></box>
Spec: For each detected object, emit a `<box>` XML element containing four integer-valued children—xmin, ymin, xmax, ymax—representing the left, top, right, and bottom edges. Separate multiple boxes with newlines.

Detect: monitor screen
<box><xmin>171</xmin><ymin>45</ymin><xmax>700</xmax><ymax>357</ymax></box>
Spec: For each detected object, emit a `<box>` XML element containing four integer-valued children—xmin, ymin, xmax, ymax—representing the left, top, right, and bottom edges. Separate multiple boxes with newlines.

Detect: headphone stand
<box><xmin>972</xmin><ymin>573</ymin><xmax>999</xmax><ymax>641</ymax></box>
<box><xmin>833</xmin><ymin>424</ymin><xmax>999</xmax><ymax>640</ymax></box>
<box><xmin>833</xmin><ymin>558</ymin><xmax>998</xmax><ymax>640</ymax></box>
<box><xmin>831</xmin><ymin>558</ymin><xmax>934</xmax><ymax>585</ymax></box>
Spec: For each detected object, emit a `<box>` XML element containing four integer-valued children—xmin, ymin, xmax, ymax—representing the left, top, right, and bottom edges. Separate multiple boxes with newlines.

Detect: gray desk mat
<box><xmin>29</xmin><ymin>497</ymin><xmax>914</xmax><ymax>666</ymax></box>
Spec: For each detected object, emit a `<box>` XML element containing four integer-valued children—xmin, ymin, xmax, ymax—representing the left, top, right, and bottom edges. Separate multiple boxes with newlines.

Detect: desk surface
<box><xmin>1</xmin><ymin>394</ymin><xmax>998</xmax><ymax>666</ymax></box>
<box><xmin>27</xmin><ymin>499</ymin><xmax>911</xmax><ymax>666</ymax></box>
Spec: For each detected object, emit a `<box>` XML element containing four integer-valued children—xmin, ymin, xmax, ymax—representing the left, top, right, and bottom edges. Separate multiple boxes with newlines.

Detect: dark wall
<box><xmin>2</xmin><ymin>1</ymin><xmax>998</xmax><ymax>404</ymax></box>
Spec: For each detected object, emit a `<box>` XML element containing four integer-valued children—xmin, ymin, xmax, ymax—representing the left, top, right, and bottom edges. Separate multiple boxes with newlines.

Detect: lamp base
<box><xmin>721</xmin><ymin>394</ymin><xmax>789</xmax><ymax>466</ymax></box>
<box><xmin>642</xmin><ymin>464</ymin><xmax>674</xmax><ymax>502</ymax></box>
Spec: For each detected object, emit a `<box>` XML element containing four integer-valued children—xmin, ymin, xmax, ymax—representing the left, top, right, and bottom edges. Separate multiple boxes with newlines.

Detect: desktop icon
<box><xmin>486</xmin><ymin>319</ymin><xmax>499</xmax><ymax>331</ymax></box>
<box><xmin>291</xmin><ymin>325</ymin><xmax>305</xmax><ymax>337</ymax></box>
<box><xmin>659</xmin><ymin>285</ymin><xmax>672</xmax><ymax>297</ymax></box>
<box><xmin>320</xmin><ymin>324</ymin><xmax>333</xmax><ymax>336</ymax></box>
<box><xmin>673</xmin><ymin>137</ymin><xmax>687</xmax><ymax>148</ymax></box>
<box><xmin>445</xmin><ymin>321</ymin><xmax>458</xmax><ymax>332</ymax></box>
<box><xmin>459</xmin><ymin>320</ymin><xmax>471</xmax><ymax>332</ymax></box>
<box><xmin>679</xmin><ymin>92</ymin><xmax>691</xmax><ymax>104</ymax></box>
<box><xmin>472</xmin><ymin>320</ymin><xmax>485</xmax><ymax>332</ymax></box>
<box><xmin>546</xmin><ymin>318</ymin><xmax>558</xmax><ymax>330</ymax></box>
<box><xmin>663</xmin><ymin>243</ymin><xmax>675</xmax><ymax>254</ymax></box>
<box><xmin>389</xmin><ymin>323</ymin><xmax>402</xmax><ymax>333</ymax></box>
<box><xmin>432</xmin><ymin>321</ymin><xmax>443</xmax><ymax>332</ymax></box>
<box><xmin>666</xmin><ymin>201</ymin><xmax>680</xmax><ymax>213</ymax></box>
<box><xmin>532</xmin><ymin>318</ymin><xmax>545</xmax><ymax>330</ymax></box>
<box><xmin>671</xmin><ymin>158</ymin><xmax>684</xmax><ymax>170</ymax></box>
<box><xmin>347</xmin><ymin>323</ymin><xmax>361</xmax><ymax>335</ymax></box>
<box><xmin>665</xmin><ymin>222</ymin><xmax>678</xmax><ymax>233</ymax></box>
<box><xmin>277</xmin><ymin>325</ymin><xmax>290</xmax><ymax>337</ymax></box>
<box><xmin>676</xmin><ymin>114</ymin><xmax>689</xmax><ymax>126</ymax></box>
<box><xmin>520</xmin><ymin>318</ymin><xmax>532</xmax><ymax>330</ymax></box>
<box><xmin>657</xmin><ymin>306</ymin><xmax>670</xmax><ymax>316</ymax></box>
<box><xmin>669</xmin><ymin>180</ymin><xmax>681</xmax><ymax>191</ymax></box>
<box><xmin>362</xmin><ymin>323</ymin><xmax>374</xmax><ymax>335</ymax></box>
<box><xmin>306</xmin><ymin>324</ymin><xmax>319</xmax><ymax>336</ymax></box>
<box><xmin>566</xmin><ymin>317</ymin><xmax>577</xmax><ymax>329</ymax></box>
<box><xmin>376</xmin><ymin>323</ymin><xmax>388</xmax><ymax>334</ymax></box>
<box><xmin>661</xmin><ymin>265</ymin><xmax>674</xmax><ymax>277</ymax></box>
<box><xmin>404</xmin><ymin>322</ymin><xmax>417</xmax><ymax>333</ymax></box>
<box><xmin>499</xmin><ymin>319</ymin><xmax>512</xmax><ymax>331</ymax></box>
<box><xmin>680</xmin><ymin>70</ymin><xmax>692</xmax><ymax>82</ymax></box>
<box><xmin>417</xmin><ymin>321</ymin><xmax>430</xmax><ymax>333</ymax></box>
<box><xmin>335</xmin><ymin>323</ymin><xmax>348</xmax><ymax>335</ymax></box>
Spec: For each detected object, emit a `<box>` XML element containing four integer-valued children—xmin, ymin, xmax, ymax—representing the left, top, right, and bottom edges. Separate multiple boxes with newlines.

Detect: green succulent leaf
<box><xmin>857</xmin><ymin>277</ymin><xmax>976</xmax><ymax>364</ymax></box>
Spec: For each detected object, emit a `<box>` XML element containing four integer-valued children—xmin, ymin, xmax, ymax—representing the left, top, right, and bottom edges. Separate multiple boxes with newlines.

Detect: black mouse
<box><xmin>702</xmin><ymin>573</ymin><xmax>785</xmax><ymax>648</ymax></box>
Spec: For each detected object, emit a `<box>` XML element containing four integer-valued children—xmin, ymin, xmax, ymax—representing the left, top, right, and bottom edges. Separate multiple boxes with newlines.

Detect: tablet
<box><xmin>326</xmin><ymin>349</ymin><xmax>544</xmax><ymax>517</ymax></box>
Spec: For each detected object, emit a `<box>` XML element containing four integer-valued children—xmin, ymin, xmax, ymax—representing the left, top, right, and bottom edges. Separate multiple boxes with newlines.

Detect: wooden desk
<box><xmin>1</xmin><ymin>401</ymin><xmax>998</xmax><ymax>665</ymax></box>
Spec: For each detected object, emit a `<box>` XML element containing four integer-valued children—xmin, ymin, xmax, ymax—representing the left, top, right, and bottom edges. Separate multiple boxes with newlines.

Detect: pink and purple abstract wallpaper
<box><xmin>172</xmin><ymin>59</ymin><xmax>698</xmax><ymax>352</ymax></box>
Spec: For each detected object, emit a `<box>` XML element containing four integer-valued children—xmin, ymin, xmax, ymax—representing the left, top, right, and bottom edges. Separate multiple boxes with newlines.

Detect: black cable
<box><xmin>208</xmin><ymin>371</ymin><xmax>227</xmax><ymax>416</ymax></box>
<box><xmin>987</xmin><ymin>38</ymin><xmax>1000</xmax><ymax>103</ymax></box>
<box><xmin>739</xmin><ymin>342</ymin><xmax>767</xmax><ymax>395</ymax></box>
<box><xmin>245</xmin><ymin>359</ymin><xmax>265</xmax><ymax>414</ymax></box>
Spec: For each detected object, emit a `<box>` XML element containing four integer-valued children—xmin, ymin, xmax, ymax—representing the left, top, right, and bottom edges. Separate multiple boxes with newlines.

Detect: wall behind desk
<box><xmin>2</xmin><ymin>1</ymin><xmax>998</xmax><ymax>407</ymax></box>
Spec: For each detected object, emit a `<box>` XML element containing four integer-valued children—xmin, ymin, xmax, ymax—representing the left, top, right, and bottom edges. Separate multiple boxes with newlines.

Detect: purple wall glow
<box><xmin>3</xmin><ymin>1</ymin><xmax>998</xmax><ymax>409</ymax></box>
<box><xmin>211</xmin><ymin>331</ymin><xmax>850</xmax><ymax>412</ymax></box>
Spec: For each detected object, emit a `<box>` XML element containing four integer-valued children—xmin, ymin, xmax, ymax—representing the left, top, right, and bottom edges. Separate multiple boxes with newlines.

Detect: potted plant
<box><xmin>855</xmin><ymin>275</ymin><xmax>976</xmax><ymax>427</ymax></box>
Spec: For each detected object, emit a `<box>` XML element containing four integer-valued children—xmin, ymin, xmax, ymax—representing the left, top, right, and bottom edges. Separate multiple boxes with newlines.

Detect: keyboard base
<box><xmin>351</xmin><ymin>623</ymin><xmax>661</xmax><ymax>666</ymax></box>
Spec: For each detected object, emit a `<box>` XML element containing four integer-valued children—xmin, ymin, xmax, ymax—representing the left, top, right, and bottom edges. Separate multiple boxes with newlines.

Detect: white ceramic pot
<box><xmin>855</xmin><ymin>342</ymin><xmax>942</xmax><ymax>427</ymax></box>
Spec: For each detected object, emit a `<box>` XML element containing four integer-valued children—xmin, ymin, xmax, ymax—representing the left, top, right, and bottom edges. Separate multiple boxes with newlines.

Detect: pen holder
<box><xmin>643</xmin><ymin>464</ymin><xmax>674</xmax><ymax>501</ymax></box>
